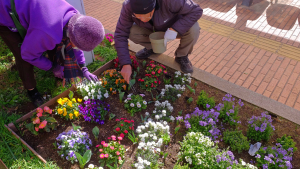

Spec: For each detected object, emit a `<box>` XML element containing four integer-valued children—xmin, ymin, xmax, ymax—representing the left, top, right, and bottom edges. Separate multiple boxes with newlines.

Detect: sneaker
<box><xmin>136</xmin><ymin>48</ymin><xmax>154</xmax><ymax>59</ymax></box>
<box><xmin>175</xmin><ymin>56</ymin><xmax>194</xmax><ymax>73</ymax></box>
<box><xmin>27</xmin><ymin>89</ymin><xmax>45</xmax><ymax>107</ymax></box>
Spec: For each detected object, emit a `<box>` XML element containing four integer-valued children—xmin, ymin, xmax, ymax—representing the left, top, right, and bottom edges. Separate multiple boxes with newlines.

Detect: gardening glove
<box><xmin>164</xmin><ymin>28</ymin><xmax>178</xmax><ymax>47</ymax></box>
<box><xmin>121</xmin><ymin>64</ymin><xmax>132</xmax><ymax>84</ymax></box>
<box><xmin>52</xmin><ymin>64</ymin><xmax>64</xmax><ymax>79</ymax></box>
<box><xmin>82</xmin><ymin>67</ymin><xmax>98</xmax><ymax>82</ymax></box>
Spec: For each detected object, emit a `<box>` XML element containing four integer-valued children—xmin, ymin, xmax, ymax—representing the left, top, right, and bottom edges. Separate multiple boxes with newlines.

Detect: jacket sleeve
<box><xmin>21</xmin><ymin>28</ymin><xmax>56</xmax><ymax>71</ymax></box>
<box><xmin>169</xmin><ymin>0</ymin><xmax>203</xmax><ymax>35</ymax></box>
<box><xmin>73</xmin><ymin>49</ymin><xmax>86</xmax><ymax>67</ymax></box>
<box><xmin>114</xmin><ymin>1</ymin><xmax>134</xmax><ymax>67</ymax></box>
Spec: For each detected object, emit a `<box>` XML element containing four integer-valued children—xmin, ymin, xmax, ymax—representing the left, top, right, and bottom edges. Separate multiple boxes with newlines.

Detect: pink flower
<box><xmin>124</xmin><ymin>130</ymin><xmax>128</xmax><ymax>134</ymax></box>
<box><xmin>118</xmin><ymin>156</ymin><xmax>122</xmax><ymax>160</ymax></box>
<box><xmin>103</xmin><ymin>143</ymin><xmax>108</xmax><ymax>147</ymax></box>
<box><xmin>118</xmin><ymin>136</ymin><xmax>123</xmax><ymax>140</ymax></box>
<box><xmin>151</xmin><ymin>71</ymin><xmax>155</xmax><ymax>75</ymax></box>
<box><xmin>39</xmin><ymin>120</ymin><xmax>47</xmax><ymax>129</ymax></box>
<box><xmin>96</xmin><ymin>145</ymin><xmax>100</xmax><ymax>148</ymax></box>
<box><xmin>163</xmin><ymin>70</ymin><xmax>167</xmax><ymax>74</ymax></box>
<box><xmin>32</xmin><ymin>117</ymin><xmax>40</xmax><ymax>124</ymax></box>
<box><xmin>35</xmin><ymin>127</ymin><xmax>39</xmax><ymax>132</ymax></box>
<box><xmin>36</xmin><ymin>111</ymin><xmax>43</xmax><ymax>117</ymax></box>
<box><xmin>116</xmin><ymin>128</ymin><xmax>120</xmax><ymax>132</ymax></box>
<box><xmin>99</xmin><ymin>149</ymin><xmax>103</xmax><ymax>152</ymax></box>
<box><xmin>120</xmin><ymin>124</ymin><xmax>124</xmax><ymax>126</ymax></box>
<box><xmin>101</xmin><ymin>141</ymin><xmax>105</xmax><ymax>145</ymax></box>
<box><xmin>108</xmin><ymin>137</ymin><xmax>111</xmax><ymax>140</ymax></box>
<box><xmin>110</xmin><ymin>146</ymin><xmax>114</xmax><ymax>150</ymax></box>
<box><xmin>116</xmin><ymin>151</ymin><xmax>120</xmax><ymax>155</ymax></box>
<box><xmin>43</xmin><ymin>106</ymin><xmax>51</xmax><ymax>113</ymax></box>
<box><xmin>104</xmin><ymin>154</ymin><xmax>109</xmax><ymax>158</ymax></box>
<box><xmin>36</xmin><ymin>107</ymin><xmax>43</xmax><ymax>114</ymax></box>
<box><xmin>120</xmin><ymin>133</ymin><xmax>125</xmax><ymax>138</ymax></box>
<box><xmin>111</xmin><ymin>135</ymin><xmax>116</xmax><ymax>141</ymax></box>
<box><xmin>48</xmin><ymin>109</ymin><xmax>52</xmax><ymax>114</ymax></box>
<box><xmin>100</xmin><ymin>154</ymin><xmax>105</xmax><ymax>159</ymax></box>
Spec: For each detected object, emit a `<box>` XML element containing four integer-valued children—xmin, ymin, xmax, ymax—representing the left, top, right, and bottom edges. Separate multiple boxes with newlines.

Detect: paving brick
<box><xmin>293</xmin><ymin>62</ymin><xmax>300</xmax><ymax>74</ymax></box>
<box><xmin>223</xmin><ymin>74</ymin><xmax>231</xmax><ymax>81</ymax></box>
<box><xmin>242</xmin><ymin>76</ymin><xmax>255</xmax><ymax>88</ymax></box>
<box><xmin>273</xmin><ymin>67</ymin><xmax>285</xmax><ymax>80</ymax></box>
<box><xmin>238</xmin><ymin>61</ymin><xmax>251</xmax><ymax>72</ymax></box>
<box><xmin>205</xmin><ymin>62</ymin><xmax>218</xmax><ymax>73</ymax></box>
<box><xmin>249</xmin><ymin>84</ymin><xmax>258</xmax><ymax>92</ymax></box>
<box><xmin>292</xmin><ymin>79</ymin><xmax>300</xmax><ymax>94</ymax></box>
<box><xmin>266</xmin><ymin>78</ymin><xmax>279</xmax><ymax>92</ymax></box>
<box><xmin>270</xmin><ymin>86</ymin><xmax>283</xmax><ymax>100</ymax></box>
<box><xmin>278</xmin><ymin>96</ymin><xmax>287</xmax><ymax>104</ymax></box>
<box><xmin>287</xmin><ymin>72</ymin><xmax>299</xmax><ymax>86</ymax></box>
<box><xmin>263</xmin><ymin>90</ymin><xmax>272</xmax><ymax>98</ymax></box>
<box><xmin>257</xmin><ymin>81</ymin><xmax>268</xmax><ymax>94</ymax></box>
<box><xmin>283</xmin><ymin>64</ymin><xmax>295</xmax><ymax>76</ymax></box>
<box><xmin>217</xmin><ymin>67</ymin><xmax>230</xmax><ymax>78</ymax></box>
<box><xmin>286</xmin><ymin>92</ymin><xmax>298</xmax><ymax>107</ymax></box>
<box><xmin>229</xmin><ymin>71</ymin><xmax>242</xmax><ymax>83</ymax></box>
<box><xmin>270</xmin><ymin>59</ymin><xmax>282</xmax><ymax>72</ymax></box>
<box><xmin>235</xmin><ymin>79</ymin><xmax>244</xmax><ymax>86</ymax></box>
<box><xmin>263</xmin><ymin>70</ymin><xmax>275</xmax><ymax>83</ymax></box>
<box><xmin>294</xmin><ymin>102</ymin><xmax>300</xmax><ymax>111</ymax></box>
<box><xmin>277</xmin><ymin>74</ymin><xmax>289</xmax><ymax>88</ymax></box>
<box><xmin>250</xmin><ymin>65</ymin><xmax>263</xmax><ymax>77</ymax></box>
<box><xmin>281</xmin><ymin>83</ymin><xmax>293</xmax><ymax>98</ymax></box>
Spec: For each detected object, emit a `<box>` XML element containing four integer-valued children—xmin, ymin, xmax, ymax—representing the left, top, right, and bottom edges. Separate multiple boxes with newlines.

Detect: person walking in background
<box><xmin>0</xmin><ymin>0</ymin><xmax>105</xmax><ymax>107</ymax></box>
<box><xmin>114</xmin><ymin>0</ymin><xmax>203</xmax><ymax>83</ymax></box>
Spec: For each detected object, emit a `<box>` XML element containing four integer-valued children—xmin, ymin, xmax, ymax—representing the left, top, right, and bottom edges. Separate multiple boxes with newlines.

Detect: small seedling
<box><xmin>68</xmin><ymin>90</ymin><xmax>74</xmax><ymax>100</ymax></box>
<box><xmin>163</xmin><ymin>78</ymin><xmax>171</xmax><ymax>84</ymax></box>
<box><xmin>107</xmin><ymin>159</ymin><xmax>126</xmax><ymax>169</ymax></box>
<box><xmin>53</xmin><ymin>141</ymin><xmax>58</xmax><ymax>149</ymax></box>
<box><xmin>109</xmin><ymin>113</ymin><xmax>116</xmax><ymax>120</ymax></box>
<box><xmin>75</xmin><ymin>150</ymin><xmax>92</xmax><ymax>169</ymax></box>
<box><xmin>160</xmin><ymin>151</ymin><xmax>168</xmax><ymax>158</ymax></box>
<box><xmin>137</xmin><ymin>67</ymin><xmax>140</xmax><ymax>74</ymax></box>
<box><xmin>178</xmin><ymin>110</ymin><xmax>183</xmax><ymax>116</ymax></box>
<box><xmin>194</xmin><ymin>82</ymin><xmax>197</xmax><ymax>87</ymax></box>
<box><xmin>128</xmin><ymin>79</ymin><xmax>136</xmax><ymax>91</ymax></box>
<box><xmin>132</xmin><ymin>71</ymin><xmax>137</xmax><ymax>79</ymax></box>
<box><xmin>175</xmin><ymin>126</ymin><xmax>180</xmax><ymax>134</ymax></box>
<box><xmin>186</xmin><ymin>85</ymin><xmax>195</xmax><ymax>95</ymax></box>
<box><xmin>141</xmin><ymin>114</ymin><xmax>148</xmax><ymax>123</ymax></box>
<box><xmin>142</xmin><ymin>60</ymin><xmax>147</xmax><ymax>67</ymax></box>
<box><xmin>72</xmin><ymin>123</ymin><xmax>81</xmax><ymax>130</ymax></box>
<box><xmin>92</xmin><ymin>126</ymin><xmax>100</xmax><ymax>140</ymax></box>
<box><xmin>187</xmin><ymin>97</ymin><xmax>193</xmax><ymax>104</ymax></box>
<box><xmin>118</xmin><ymin>89</ymin><xmax>125</xmax><ymax>103</ymax></box>
<box><xmin>128</xmin><ymin>131</ymin><xmax>138</xmax><ymax>144</ymax></box>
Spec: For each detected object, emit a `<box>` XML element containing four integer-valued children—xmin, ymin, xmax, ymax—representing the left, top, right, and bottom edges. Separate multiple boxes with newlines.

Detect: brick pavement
<box><xmin>83</xmin><ymin>0</ymin><xmax>300</xmax><ymax>111</ymax></box>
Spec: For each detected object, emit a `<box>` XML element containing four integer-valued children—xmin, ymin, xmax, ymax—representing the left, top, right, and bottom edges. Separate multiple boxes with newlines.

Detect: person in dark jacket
<box><xmin>114</xmin><ymin>0</ymin><xmax>203</xmax><ymax>83</ymax></box>
<box><xmin>0</xmin><ymin>0</ymin><xmax>105</xmax><ymax>107</ymax></box>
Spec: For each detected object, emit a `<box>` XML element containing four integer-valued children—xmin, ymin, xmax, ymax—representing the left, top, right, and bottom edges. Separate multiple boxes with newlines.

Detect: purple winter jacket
<box><xmin>0</xmin><ymin>0</ymin><xmax>85</xmax><ymax>71</ymax></box>
<box><xmin>114</xmin><ymin>0</ymin><xmax>203</xmax><ymax>66</ymax></box>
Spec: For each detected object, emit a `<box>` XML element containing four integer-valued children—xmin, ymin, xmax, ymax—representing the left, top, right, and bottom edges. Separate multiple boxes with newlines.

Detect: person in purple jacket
<box><xmin>115</xmin><ymin>0</ymin><xmax>203</xmax><ymax>83</ymax></box>
<box><xmin>0</xmin><ymin>0</ymin><xmax>105</xmax><ymax>107</ymax></box>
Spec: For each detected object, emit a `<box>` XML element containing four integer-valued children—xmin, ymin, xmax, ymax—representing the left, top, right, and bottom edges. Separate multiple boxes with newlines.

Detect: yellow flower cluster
<box><xmin>56</xmin><ymin>97</ymin><xmax>82</xmax><ymax>120</ymax></box>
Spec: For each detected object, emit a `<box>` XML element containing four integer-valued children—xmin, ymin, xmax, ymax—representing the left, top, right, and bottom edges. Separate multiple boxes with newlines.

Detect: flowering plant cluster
<box><xmin>55</xmin><ymin>94</ymin><xmax>81</xmax><ymax>120</ymax></box>
<box><xmin>276</xmin><ymin>135</ymin><xmax>297</xmax><ymax>152</ymax></box>
<box><xmin>114</xmin><ymin>118</ymin><xmax>135</xmax><ymax>139</ymax></box>
<box><xmin>134</xmin><ymin>120</ymin><xmax>170</xmax><ymax>169</ymax></box>
<box><xmin>103</xmin><ymin>33</ymin><xmax>114</xmax><ymax>47</ymax></box>
<box><xmin>215</xmin><ymin>94</ymin><xmax>243</xmax><ymax>126</ymax></box>
<box><xmin>160</xmin><ymin>84</ymin><xmax>185</xmax><ymax>102</ymax></box>
<box><xmin>177</xmin><ymin>132</ymin><xmax>257</xmax><ymax>169</ymax></box>
<box><xmin>85</xmin><ymin>164</ymin><xmax>103</xmax><ymax>169</ymax></box>
<box><xmin>223</xmin><ymin>129</ymin><xmax>250</xmax><ymax>154</ymax></box>
<box><xmin>255</xmin><ymin>143</ymin><xmax>293</xmax><ymax>169</ymax></box>
<box><xmin>152</xmin><ymin>100</ymin><xmax>174</xmax><ymax>121</ymax></box>
<box><xmin>26</xmin><ymin>106</ymin><xmax>57</xmax><ymax>135</ymax></box>
<box><xmin>77</xmin><ymin>80</ymin><xmax>109</xmax><ymax>101</ymax></box>
<box><xmin>247</xmin><ymin>112</ymin><xmax>275</xmax><ymax>142</ymax></box>
<box><xmin>56</xmin><ymin>128</ymin><xmax>92</xmax><ymax>163</ymax></box>
<box><xmin>173</xmin><ymin>71</ymin><xmax>192</xmax><ymax>85</ymax></box>
<box><xmin>124</xmin><ymin>94</ymin><xmax>147</xmax><ymax>116</ymax></box>
<box><xmin>100</xmin><ymin>69</ymin><xmax>127</xmax><ymax>95</ymax></box>
<box><xmin>197</xmin><ymin>90</ymin><xmax>216</xmax><ymax>111</ymax></box>
<box><xmin>78</xmin><ymin>99</ymin><xmax>110</xmax><ymax>125</ymax></box>
<box><xmin>138</xmin><ymin>76</ymin><xmax>161</xmax><ymax>92</ymax></box>
<box><xmin>97</xmin><ymin>136</ymin><xmax>125</xmax><ymax>167</ymax></box>
<box><xmin>145</xmin><ymin>60</ymin><xmax>167</xmax><ymax>77</ymax></box>
<box><xmin>113</xmin><ymin>55</ymin><xmax>139</xmax><ymax>70</ymax></box>
<box><xmin>180</xmin><ymin>107</ymin><xmax>221</xmax><ymax>140</ymax></box>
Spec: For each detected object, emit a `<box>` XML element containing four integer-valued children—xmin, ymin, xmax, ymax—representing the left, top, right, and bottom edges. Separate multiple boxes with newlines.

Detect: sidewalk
<box><xmin>83</xmin><ymin>0</ymin><xmax>300</xmax><ymax>111</ymax></box>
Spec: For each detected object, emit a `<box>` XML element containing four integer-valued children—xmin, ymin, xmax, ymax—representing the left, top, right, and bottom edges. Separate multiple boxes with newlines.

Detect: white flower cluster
<box><xmin>134</xmin><ymin>121</ymin><xmax>170</xmax><ymax>168</ymax></box>
<box><xmin>153</xmin><ymin>100</ymin><xmax>174</xmax><ymax>120</ymax></box>
<box><xmin>174</xmin><ymin>71</ymin><xmax>192</xmax><ymax>84</ymax></box>
<box><xmin>77</xmin><ymin>81</ymin><xmax>109</xmax><ymax>101</ymax></box>
<box><xmin>85</xmin><ymin>164</ymin><xmax>103</xmax><ymax>169</ymax></box>
<box><xmin>124</xmin><ymin>93</ymin><xmax>147</xmax><ymax>107</ymax></box>
<box><xmin>160</xmin><ymin>84</ymin><xmax>185</xmax><ymax>97</ymax></box>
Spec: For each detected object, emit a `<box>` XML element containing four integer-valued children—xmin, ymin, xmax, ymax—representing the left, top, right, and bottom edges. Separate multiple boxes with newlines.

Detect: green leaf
<box><xmin>92</xmin><ymin>126</ymin><xmax>100</xmax><ymax>140</ymax></box>
<box><xmin>74</xmin><ymin>152</ymin><xmax>85</xmax><ymax>169</ymax></box>
<box><xmin>44</xmin><ymin>125</ymin><xmax>50</xmax><ymax>132</ymax></box>
<box><xmin>25</xmin><ymin>122</ymin><xmax>34</xmax><ymax>131</ymax></box>
<box><xmin>142</xmin><ymin>60</ymin><xmax>147</xmax><ymax>67</ymax></box>
<box><xmin>68</xmin><ymin>90</ymin><xmax>74</xmax><ymax>100</ymax></box>
<box><xmin>133</xmin><ymin>71</ymin><xmax>137</xmax><ymax>79</ymax></box>
<box><xmin>83</xmin><ymin>150</ymin><xmax>92</xmax><ymax>165</ymax></box>
<box><xmin>46</xmin><ymin>117</ymin><xmax>57</xmax><ymax>123</ymax></box>
<box><xmin>119</xmin><ymin>90</ymin><xmax>125</xmax><ymax>103</ymax></box>
<box><xmin>72</xmin><ymin>123</ymin><xmax>81</xmax><ymax>130</ymax></box>
<box><xmin>128</xmin><ymin>79</ymin><xmax>136</xmax><ymax>91</ymax></box>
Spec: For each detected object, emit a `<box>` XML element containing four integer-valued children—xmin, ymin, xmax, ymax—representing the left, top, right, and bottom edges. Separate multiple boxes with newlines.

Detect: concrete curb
<box><xmin>105</xmin><ymin>29</ymin><xmax>300</xmax><ymax>125</ymax></box>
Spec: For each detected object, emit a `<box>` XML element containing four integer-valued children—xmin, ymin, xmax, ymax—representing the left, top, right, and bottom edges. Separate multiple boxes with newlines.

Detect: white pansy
<box><xmin>104</xmin><ymin>92</ymin><xmax>109</xmax><ymax>98</ymax></box>
<box><xmin>143</xmin><ymin>101</ymin><xmax>147</xmax><ymax>105</ymax></box>
<box><xmin>84</xmin><ymin>96</ymin><xmax>88</xmax><ymax>101</ymax></box>
<box><xmin>130</xmin><ymin>103</ymin><xmax>135</xmax><ymax>107</ymax></box>
<box><xmin>88</xmin><ymin>164</ymin><xmax>95</xmax><ymax>168</ymax></box>
<box><xmin>145</xmin><ymin>112</ymin><xmax>149</xmax><ymax>116</ymax></box>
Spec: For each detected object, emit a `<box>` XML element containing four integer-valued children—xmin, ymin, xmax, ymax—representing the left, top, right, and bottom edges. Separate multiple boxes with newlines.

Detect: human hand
<box><xmin>164</xmin><ymin>28</ymin><xmax>178</xmax><ymax>47</ymax></box>
<box><xmin>121</xmin><ymin>65</ymin><xmax>132</xmax><ymax>84</ymax></box>
<box><xmin>82</xmin><ymin>67</ymin><xmax>98</xmax><ymax>82</ymax></box>
<box><xmin>52</xmin><ymin>64</ymin><xmax>64</xmax><ymax>79</ymax></box>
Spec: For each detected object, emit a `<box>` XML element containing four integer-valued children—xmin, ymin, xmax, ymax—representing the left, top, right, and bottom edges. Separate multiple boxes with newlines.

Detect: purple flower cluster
<box><xmin>215</xmin><ymin>151</ymin><xmax>239</xmax><ymax>166</ymax></box>
<box><xmin>79</xmin><ymin>99</ymin><xmax>110</xmax><ymax>125</ymax></box>
<box><xmin>248</xmin><ymin>112</ymin><xmax>275</xmax><ymax>132</ymax></box>
<box><xmin>255</xmin><ymin>143</ymin><xmax>293</xmax><ymax>169</ymax></box>
<box><xmin>183</xmin><ymin>107</ymin><xmax>221</xmax><ymax>140</ymax></box>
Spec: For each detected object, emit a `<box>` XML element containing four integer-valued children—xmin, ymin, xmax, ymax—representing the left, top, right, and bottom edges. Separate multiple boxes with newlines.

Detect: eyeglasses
<box><xmin>132</xmin><ymin>12</ymin><xmax>153</xmax><ymax>20</ymax></box>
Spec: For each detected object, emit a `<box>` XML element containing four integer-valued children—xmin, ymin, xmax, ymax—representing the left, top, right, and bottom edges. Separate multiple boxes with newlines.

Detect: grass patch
<box><xmin>88</xmin><ymin>45</ymin><xmax>117</xmax><ymax>72</ymax></box>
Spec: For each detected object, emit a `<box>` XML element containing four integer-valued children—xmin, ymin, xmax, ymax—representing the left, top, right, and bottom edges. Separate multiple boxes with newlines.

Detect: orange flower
<box><xmin>104</xmin><ymin>81</ymin><xmax>107</xmax><ymax>85</ymax></box>
<box><xmin>112</xmin><ymin>91</ymin><xmax>117</xmax><ymax>95</ymax></box>
<box><xmin>122</xmin><ymin>85</ymin><xmax>126</xmax><ymax>90</ymax></box>
<box><xmin>115</xmin><ymin>79</ymin><xmax>119</xmax><ymax>85</ymax></box>
<box><xmin>110</xmin><ymin>88</ymin><xmax>112</xmax><ymax>91</ymax></box>
<box><xmin>146</xmin><ymin>85</ymin><xmax>148</xmax><ymax>87</ymax></box>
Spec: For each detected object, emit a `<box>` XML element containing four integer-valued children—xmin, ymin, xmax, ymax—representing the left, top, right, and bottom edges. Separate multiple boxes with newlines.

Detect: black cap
<box><xmin>130</xmin><ymin>0</ymin><xmax>156</xmax><ymax>14</ymax></box>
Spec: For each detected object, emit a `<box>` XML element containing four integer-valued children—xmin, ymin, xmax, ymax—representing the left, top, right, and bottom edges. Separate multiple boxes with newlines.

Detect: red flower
<box><xmin>129</xmin><ymin>127</ymin><xmax>131</xmax><ymax>130</ymax></box>
<box><xmin>158</xmin><ymin>81</ymin><xmax>161</xmax><ymax>84</ymax></box>
<box><xmin>154</xmin><ymin>85</ymin><xmax>156</xmax><ymax>87</ymax></box>
<box><xmin>131</xmin><ymin>120</ymin><xmax>134</xmax><ymax>122</ymax></box>
<box><xmin>108</xmin><ymin>137</ymin><xmax>111</xmax><ymax>140</ymax></box>
<box><xmin>124</xmin><ymin>130</ymin><xmax>128</xmax><ymax>134</ymax></box>
<box><xmin>121</xmin><ymin>124</ymin><xmax>124</xmax><ymax>126</ymax></box>
<box><xmin>154</xmin><ymin>81</ymin><xmax>157</xmax><ymax>83</ymax></box>
<box><xmin>120</xmin><ymin>133</ymin><xmax>125</xmax><ymax>138</ymax></box>
<box><xmin>116</xmin><ymin>127</ymin><xmax>120</xmax><ymax>132</ymax></box>
<box><xmin>121</xmin><ymin>118</ymin><xmax>124</xmax><ymax>120</ymax></box>
<box><xmin>132</xmin><ymin>126</ymin><xmax>134</xmax><ymax>130</ymax></box>
<box><xmin>151</xmin><ymin>83</ymin><xmax>154</xmax><ymax>87</ymax></box>
<box><xmin>116</xmin><ymin>119</ymin><xmax>120</xmax><ymax>121</ymax></box>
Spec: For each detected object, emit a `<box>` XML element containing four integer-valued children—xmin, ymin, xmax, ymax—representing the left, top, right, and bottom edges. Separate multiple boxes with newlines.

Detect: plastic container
<box><xmin>149</xmin><ymin>32</ymin><xmax>166</xmax><ymax>53</ymax></box>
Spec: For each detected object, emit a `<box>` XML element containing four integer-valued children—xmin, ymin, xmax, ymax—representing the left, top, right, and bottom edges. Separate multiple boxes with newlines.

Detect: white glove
<box><xmin>164</xmin><ymin>28</ymin><xmax>178</xmax><ymax>47</ymax></box>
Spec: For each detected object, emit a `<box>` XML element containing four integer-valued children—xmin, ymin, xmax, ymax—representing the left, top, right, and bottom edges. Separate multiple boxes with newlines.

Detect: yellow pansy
<box><xmin>72</xmin><ymin>98</ymin><xmax>77</xmax><ymax>103</ymax></box>
<box><xmin>57</xmin><ymin>108</ymin><xmax>63</xmax><ymax>114</ymax></box>
<box><xmin>63</xmin><ymin>112</ymin><xmax>67</xmax><ymax>116</ymax></box>
<box><xmin>57</xmin><ymin>98</ymin><xmax>63</xmax><ymax>105</ymax></box>
<box><xmin>77</xmin><ymin>98</ymin><xmax>82</xmax><ymax>103</ymax></box>
<box><xmin>74</xmin><ymin>110</ymin><xmax>79</xmax><ymax>117</ymax></box>
<box><xmin>69</xmin><ymin>113</ymin><xmax>73</xmax><ymax>119</ymax></box>
<box><xmin>68</xmin><ymin>101</ymin><xmax>73</xmax><ymax>107</ymax></box>
<box><xmin>63</xmin><ymin>108</ymin><xmax>67</xmax><ymax>113</ymax></box>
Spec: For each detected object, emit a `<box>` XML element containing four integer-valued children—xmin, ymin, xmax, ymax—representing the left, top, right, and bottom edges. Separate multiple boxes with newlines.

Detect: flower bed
<box><xmin>7</xmin><ymin>55</ymin><xmax>300</xmax><ymax>169</ymax></box>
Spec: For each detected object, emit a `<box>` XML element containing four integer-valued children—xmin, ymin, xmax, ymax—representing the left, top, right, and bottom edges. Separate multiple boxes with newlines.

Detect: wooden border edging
<box><xmin>0</xmin><ymin>159</ymin><xmax>8</xmax><ymax>169</ymax></box>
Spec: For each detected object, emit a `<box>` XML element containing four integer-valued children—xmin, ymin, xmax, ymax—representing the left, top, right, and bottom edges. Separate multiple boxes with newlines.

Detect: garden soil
<box><xmin>16</xmin><ymin>54</ymin><xmax>300</xmax><ymax>169</ymax></box>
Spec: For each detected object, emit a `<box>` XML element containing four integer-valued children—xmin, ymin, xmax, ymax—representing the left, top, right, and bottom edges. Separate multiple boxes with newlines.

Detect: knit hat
<box><xmin>68</xmin><ymin>14</ymin><xmax>105</xmax><ymax>51</ymax></box>
<box><xmin>130</xmin><ymin>0</ymin><xmax>156</xmax><ymax>14</ymax></box>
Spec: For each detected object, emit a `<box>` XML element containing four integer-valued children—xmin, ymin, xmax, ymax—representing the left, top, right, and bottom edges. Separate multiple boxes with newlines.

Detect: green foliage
<box><xmin>276</xmin><ymin>134</ymin><xmax>297</xmax><ymax>152</ymax></box>
<box><xmin>75</xmin><ymin>150</ymin><xmax>92</xmax><ymax>169</ymax></box>
<box><xmin>187</xmin><ymin>97</ymin><xmax>193</xmax><ymax>104</ymax></box>
<box><xmin>218</xmin><ymin>94</ymin><xmax>241</xmax><ymax>126</ymax></box>
<box><xmin>223</xmin><ymin>130</ymin><xmax>250</xmax><ymax>153</ymax></box>
<box><xmin>186</xmin><ymin>85</ymin><xmax>195</xmax><ymax>95</ymax></box>
<box><xmin>197</xmin><ymin>90</ymin><xmax>215</xmax><ymax>110</ymax></box>
<box><xmin>119</xmin><ymin>90</ymin><xmax>125</xmax><ymax>103</ymax></box>
<box><xmin>109</xmin><ymin>113</ymin><xmax>116</xmax><ymax>120</ymax></box>
<box><xmin>92</xmin><ymin>126</ymin><xmax>100</xmax><ymax>140</ymax></box>
<box><xmin>173</xmin><ymin>164</ymin><xmax>190</xmax><ymax>169</ymax></box>
<box><xmin>175</xmin><ymin>126</ymin><xmax>180</xmax><ymax>134</ymax></box>
<box><xmin>124</xmin><ymin>94</ymin><xmax>147</xmax><ymax>116</ymax></box>
<box><xmin>194</xmin><ymin>82</ymin><xmax>197</xmax><ymax>87</ymax></box>
<box><xmin>128</xmin><ymin>79</ymin><xmax>136</xmax><ymax>91</ymax></box>
<box><xmin>247</xmin><ymin>112</ymin><xmax>274</xmax><ymax>142</ymax></box>
<box><xmin>163</xmin><ymin>78</ymin><xmax>171</xmax><ymax>84</ymax></box>
<box><xmin>88</xmin><ymin>45</ymin><xmax>117</xmax><ymax>72</ymax></box>
<box><xmin>72</xmin><ymin>123</ymin><xmax>82</xmax><ymax>130</ymax></box>
<box><xmin>142</xmin><ymin>60</ymin><xmax>147</xmax><ymax>67</ymax></box>
<box><xmin>0</xmin><ymin>37</ymin><xmax>11</xmax><ymax>56</ymax></box>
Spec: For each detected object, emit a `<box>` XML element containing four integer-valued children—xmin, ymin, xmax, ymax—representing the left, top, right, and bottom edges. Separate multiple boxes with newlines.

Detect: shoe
<box><xmin>175</xmin><ymin>56</ymin><xmax>194</xmax><ymax>73</ymax></box>
<box><xmin>136</xmin><ymin>48</ymin><xmax>154</xmax><ymax>59</ymax></box>
<box><xmin>27</xmin><ymin>89</ymin><xmax>45</xmax><ymax>107</ymax></box>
